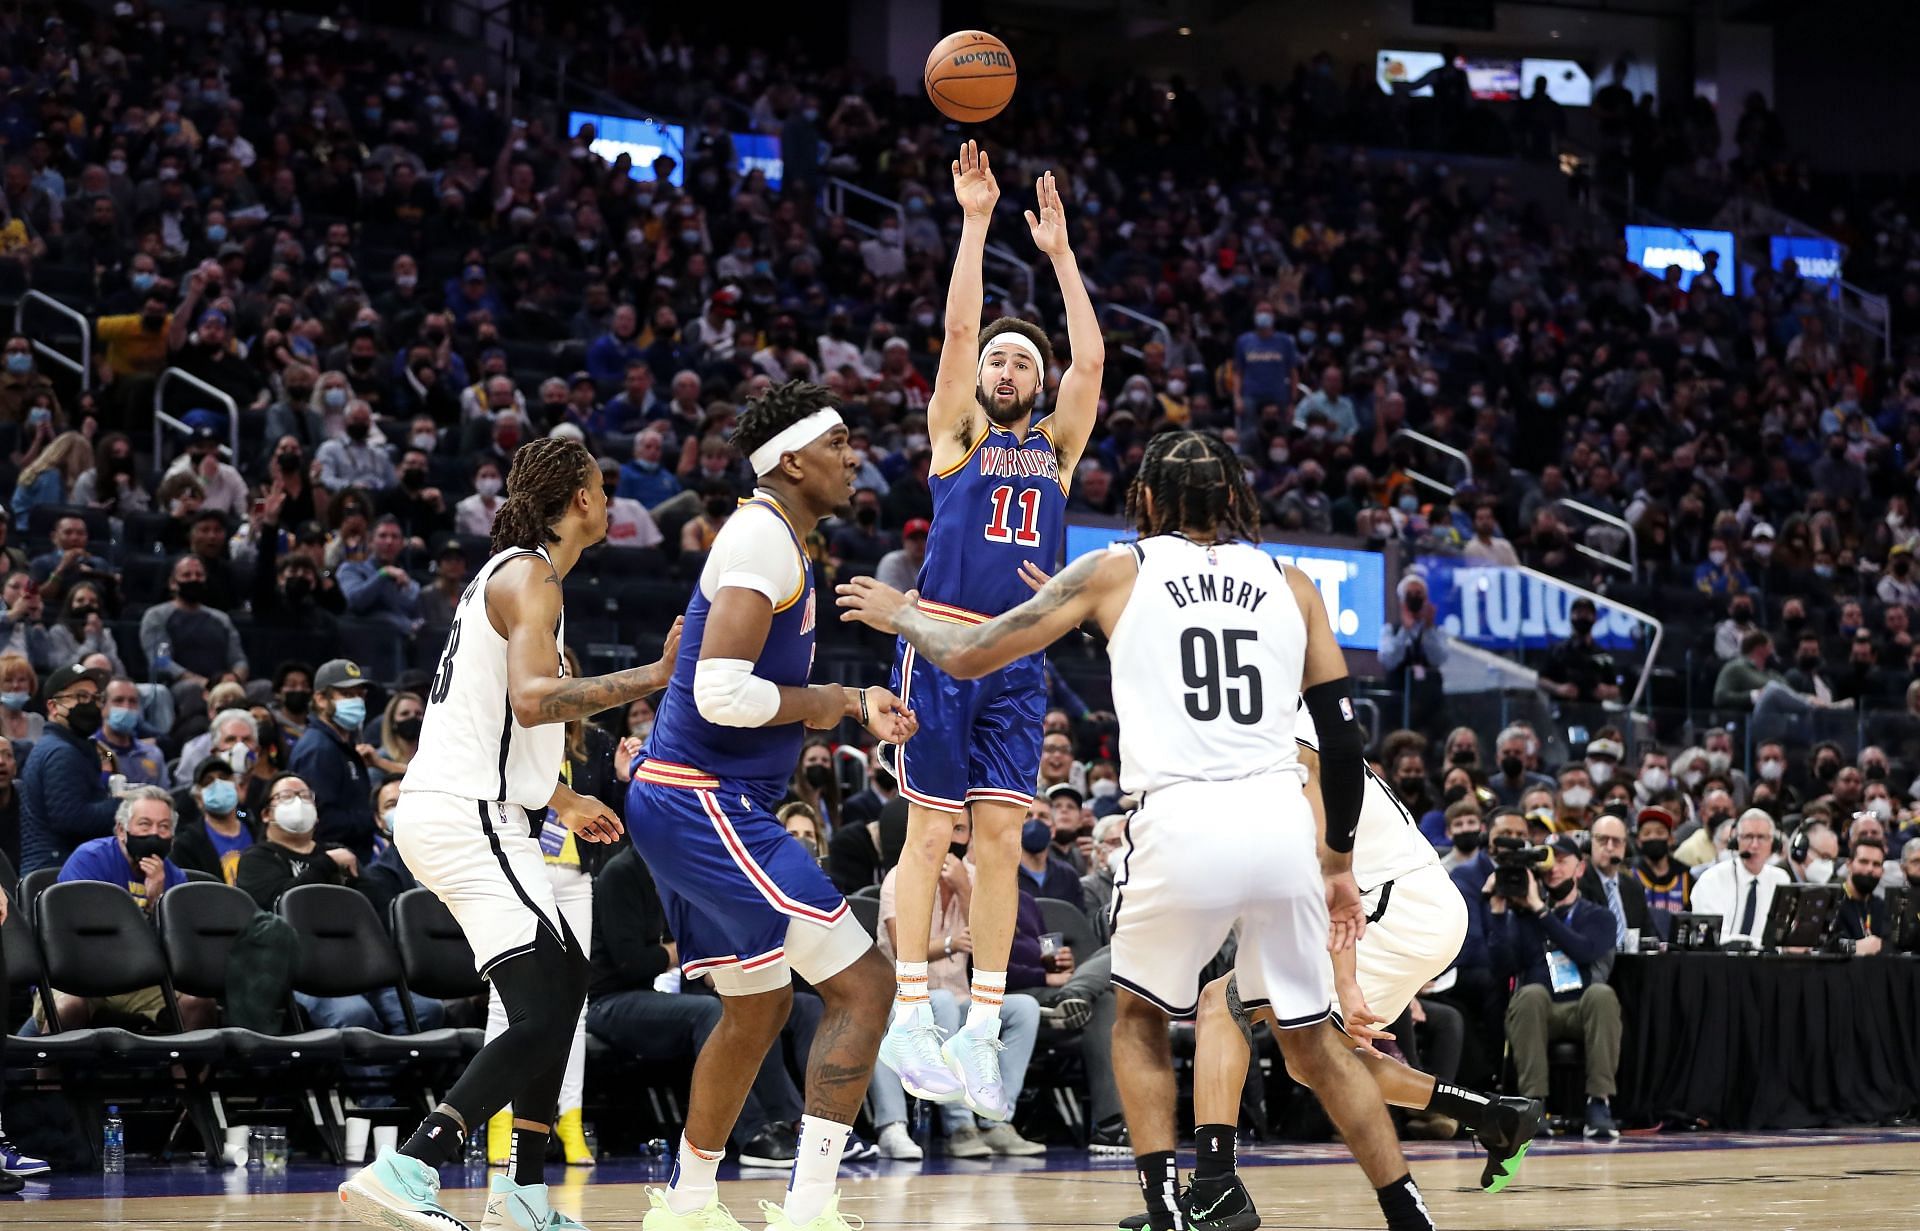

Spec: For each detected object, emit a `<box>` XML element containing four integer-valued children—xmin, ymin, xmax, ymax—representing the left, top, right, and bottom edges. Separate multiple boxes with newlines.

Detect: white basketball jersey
<box><xmin>1108</xmin><ymin>535</ymin><xmax>1308</xmax><ymax>795</ymax></box>
<box><xmin>403</xmin><ymin>546</ymin><xmax>567</xmax><ymax>811</ymax></box>
<box><xmin>1293</xmin><ymin>708</ymin><xmax>1439</xmax><ymax>893</ymax></box>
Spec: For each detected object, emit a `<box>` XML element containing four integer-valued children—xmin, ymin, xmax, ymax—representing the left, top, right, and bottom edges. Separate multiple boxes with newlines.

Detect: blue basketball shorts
<box><xmin>624</xmin><ymin>759</ymin><xmax>870</xmax><ymax>996</ymax></box>
<box><xmin>885</xmin><ymin>630</ymin><xmax>1045</xmax><ymax>814</ymax></box>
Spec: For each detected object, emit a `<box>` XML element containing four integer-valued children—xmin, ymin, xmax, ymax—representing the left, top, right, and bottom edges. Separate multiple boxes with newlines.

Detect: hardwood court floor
<box><xmin>10</xmin><ymin>1130</ymin><xmax>1919</xmax><ymax>1230</ymax></box>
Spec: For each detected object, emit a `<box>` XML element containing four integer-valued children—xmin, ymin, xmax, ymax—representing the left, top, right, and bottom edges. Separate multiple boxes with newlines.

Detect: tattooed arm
<box><xmin>491</xmin><ymin>556</ymin><xmax>683</xmax><ymax>727</ymax></box>
<box><xmin>837</xmin><ymin>548</ymin><xmax>1135</xmax><ymax>680</ymax></box>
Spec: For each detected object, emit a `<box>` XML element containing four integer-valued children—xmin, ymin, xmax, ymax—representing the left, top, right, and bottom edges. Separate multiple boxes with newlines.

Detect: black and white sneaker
<box><xmin>737</xmin><ymin>1121</ymin><xmax>798</xmax><ymax>1168</ymax></box>
<box><xmin>1040</xmin><ymin>996</ymin><xmax>1093</xmax><ymax>1031</ymax></box>
<box><xmin>1183</xmin><ymin>1173</ymin><xmax>1260</xmax><ymax>1231</ymax></box>
<box><xmin>1087</xmin><ymin>1120</ymin><xmax>1131</xmax><ymax>1156</ymax></box>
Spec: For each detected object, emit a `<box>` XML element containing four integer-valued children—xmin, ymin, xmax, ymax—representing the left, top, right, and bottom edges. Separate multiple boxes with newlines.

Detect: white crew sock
<box><xmin>965</xmin><ymin>969</ymin><xmax>1007</xmax><ymax>1029</ymax></box>
<box><xmin>784</xmin><ymin>1115</ymin><xmax>851</xmax><ymax>1224</ymax></box>
<box><xmin>664</xmin><ymin>1135</ymin><xmax>725</xmax><ymax>1215</ymax></box>
<box><xmin>892</xmin><ymin>960</ymin><xmax>930</xmax><ymax>1025</ymax></box>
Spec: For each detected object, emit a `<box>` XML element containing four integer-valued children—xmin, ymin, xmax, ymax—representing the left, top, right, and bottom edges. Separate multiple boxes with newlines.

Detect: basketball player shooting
<box><xmin>841</xmin><ymin>431</ymin><xmax>1438</xmax><ymax>1231</ymax></box>
<box><xmin>876</xmin><ymin>139</ymin><xmax>1105</xmax><ymax>1120</ymax></box>
<box><xmin>625</xmin><ymin>381</ymin><xmax>917</xmax><ymax>1231</ymax></box>
<box><xmin>340</xmin><ymin>435</ymin><xmax>682</xmax><ymax>1231</ymax></box>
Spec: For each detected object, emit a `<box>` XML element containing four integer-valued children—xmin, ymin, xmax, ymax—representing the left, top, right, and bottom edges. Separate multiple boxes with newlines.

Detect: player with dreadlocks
<box><xmin>627</xmin><ymin>380</ymin><xmax>918</xmax><ymax>1231</ymax></box>
<box><xmin>840</xmin><ymin>427</ymin><xmax>1441</xmax><ymax>1231</ymax></box>
<box><xmin>343</xmin><ymin>433</ymin><xmax>682</xmax><ymax>1231</ymax></box>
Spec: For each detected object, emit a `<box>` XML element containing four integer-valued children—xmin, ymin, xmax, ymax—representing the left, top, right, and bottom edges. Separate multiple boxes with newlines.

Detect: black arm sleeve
<box><xmin>1303</xmin><ymin>677</ymin><xmax>1364</xmax><ymax>854</ymax></box>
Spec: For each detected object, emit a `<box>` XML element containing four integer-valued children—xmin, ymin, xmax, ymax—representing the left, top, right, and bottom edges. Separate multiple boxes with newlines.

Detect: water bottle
<box><xmin>152</xmin><ymin>640</ymin><xmax>172</xmax><ymax>685</ymax></box>
<box><xmin>103</xmin><ymin>1106</ymin><xmax>125</xmax><ymax>1173</ymax></box>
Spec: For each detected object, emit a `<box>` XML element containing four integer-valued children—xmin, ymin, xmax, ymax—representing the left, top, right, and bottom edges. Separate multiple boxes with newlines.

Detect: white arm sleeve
<box><xmin>699</xmin><ymin>504</ymin><xmax>805</xmax><ymax>606</ymax></box>
<box><xmin>694</xmin><ymin>657</ymin><xmax>783</xmax><ymax>727</ymax></box>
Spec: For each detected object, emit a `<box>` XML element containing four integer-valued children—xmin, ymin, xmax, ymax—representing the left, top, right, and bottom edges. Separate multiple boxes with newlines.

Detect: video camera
<box><xmin>1490</xmin><ymin>835</ymin><xmax>1554</xmax><ymax>902</ymax></box>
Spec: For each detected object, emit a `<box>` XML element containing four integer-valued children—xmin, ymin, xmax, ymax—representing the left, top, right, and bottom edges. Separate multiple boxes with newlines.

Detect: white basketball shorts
<box><xmin>1109</xmin><ymin>772</ymin><xmax>1332</xmax><ymax>1026</ymax></box>
<box><xmin>394</xmin><ymin>790</ymin><xmax>567</xmax><ymax>977</ymax></box>
<box><xmin>1341</xmin><ymin>862</ymin><xmax>1468</xmax><ymax>1028</ymax></box>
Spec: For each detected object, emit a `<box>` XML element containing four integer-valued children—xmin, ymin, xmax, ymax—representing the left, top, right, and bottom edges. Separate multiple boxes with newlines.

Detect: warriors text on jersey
<box><xmin>641</xmin><ymin>495</ymin><xmax>818</xmax><ymax>804</ymax></box>
<box><xmin>1106</xmin><ymin>534</ymin><xmax>1309</xmax><ymax>796</ymax></box>
<box><xmin>404</xmin><ymin>545</ymin><xmax>566</xmax><ymax>810</ymax></box>
<box><xmin>921</xmin><ymin>419</ymin><xmax>1067</xmax><ymax>622</ymax></box>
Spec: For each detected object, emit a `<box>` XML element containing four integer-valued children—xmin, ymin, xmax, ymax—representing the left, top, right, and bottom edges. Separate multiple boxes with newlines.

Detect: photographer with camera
<box><xmin>1489</xmin><ymin>834</ymin><xmax>1623</xmax><ymax>1139</ymax></box>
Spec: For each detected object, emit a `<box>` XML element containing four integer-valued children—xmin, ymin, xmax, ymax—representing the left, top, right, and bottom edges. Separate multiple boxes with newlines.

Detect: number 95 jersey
<box><xmin>1107</xmin><ymin>535</ymin><xmax>1309</xmax><ymax>796</ymax></box>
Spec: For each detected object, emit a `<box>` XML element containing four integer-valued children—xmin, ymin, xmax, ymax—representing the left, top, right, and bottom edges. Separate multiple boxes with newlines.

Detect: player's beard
<box><xmin>977</xmin><ymin>380</ymin><xmax>1036</xmax><ymax>427</ymax></box>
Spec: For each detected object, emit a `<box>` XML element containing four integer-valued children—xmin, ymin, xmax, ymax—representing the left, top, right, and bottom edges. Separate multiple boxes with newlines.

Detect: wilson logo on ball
<box><xmin>950</xmin><ymin>50</ymin><xmax>1012</xmax><ymax>69</ymax></box>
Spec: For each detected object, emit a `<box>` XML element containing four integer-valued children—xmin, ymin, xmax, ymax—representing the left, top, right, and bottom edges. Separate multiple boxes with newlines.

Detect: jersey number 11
<box><xmin>984</xmin><ymin>485</ymin><xmax>1043</xmax><ymax>547</ymax></box>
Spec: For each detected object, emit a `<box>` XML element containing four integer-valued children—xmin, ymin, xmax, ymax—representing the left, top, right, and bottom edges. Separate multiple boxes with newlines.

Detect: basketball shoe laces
<box><xmin>898</xmin><ymin>1014</ymin><xmax>951</xmax><ymax>1069</ymax></box>
<box><xmin>953</xmin><ymin>1028</ymin><xmax>1006</xmax><ymax>1077</ymax></box>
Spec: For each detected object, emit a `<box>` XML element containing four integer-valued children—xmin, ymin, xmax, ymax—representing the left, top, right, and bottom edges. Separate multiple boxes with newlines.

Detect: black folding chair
<box><xmin>34</xmin><ymin>880</ymin><xmax>229</xmax><ymax>1162</ymax></box>
<box><xmin>277</xmin><ymin>885</ymin><xmax>463</xmax><ymax>1112</ymax></box>
<box><xmin>156</xmin><ymin>882</ymin><xmax>348</xmax><ymax>1159</ymax></box>
<box><xmin>388</xmin><ymin>889</ymin><xmax>485</xmax><ymax>1057</ymax></box>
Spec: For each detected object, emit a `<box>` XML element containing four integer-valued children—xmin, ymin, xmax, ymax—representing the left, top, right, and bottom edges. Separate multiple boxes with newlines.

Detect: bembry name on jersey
<box><xmin>978</xmin><ymin>445</ymin><xmax>1060</xmax><ymax>480</ymax></box>
<box><xmin>1163</xmin><ymin>572</ymin><xmax>1269</xmax><ymax>612</ymax></box>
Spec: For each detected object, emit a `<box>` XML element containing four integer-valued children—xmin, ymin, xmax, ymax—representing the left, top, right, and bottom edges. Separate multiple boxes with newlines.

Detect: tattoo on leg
<box><xmin>1224</xmin><ymin>975</ymin><xmax>1256</xmax><ymax>1050</ymax></box>
<box><xmin>804</xmin><ymin>1007</ymin><xmax>881</xmax><ymax>1121</ymax></box>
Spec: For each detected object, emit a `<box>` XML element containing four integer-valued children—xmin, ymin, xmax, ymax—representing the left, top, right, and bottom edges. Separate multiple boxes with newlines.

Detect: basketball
<box><xmin>924</xmin><ymin>30</ymin><xmax>1017</xmax><ymax>122</ymax></box>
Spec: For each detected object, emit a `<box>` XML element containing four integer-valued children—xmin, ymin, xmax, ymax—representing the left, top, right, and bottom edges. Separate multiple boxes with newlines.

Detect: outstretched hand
<box><xmin>1024</xmin><ymin>170</ymin><xmax>1069</xmax><ymax>257</ymax></box>
<box><xmin>836</xmin><ymin>577</ymin><xmax>915</xmax><ymax>633</ymax></box>
<box><xmin>952</xmin><ymin>139</ymin><xmax>999</xmax><ymax>220</ymax></box>
<box><xmin>1336</xmin><ymin>978</ymin><xmax>1395</xmax><ymax>1055</ymax></box>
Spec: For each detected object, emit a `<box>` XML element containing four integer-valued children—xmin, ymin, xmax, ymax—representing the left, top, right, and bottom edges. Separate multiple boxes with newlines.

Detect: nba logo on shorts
<box><xmin>1339</xmin><ymin>698</ymin><xmax>1354</xmax><ymax>722</ymax></box>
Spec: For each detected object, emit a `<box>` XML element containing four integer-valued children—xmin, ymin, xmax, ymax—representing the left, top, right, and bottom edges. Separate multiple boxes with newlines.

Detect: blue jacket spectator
<box><xmin>17</xmin><ymin>664</ymin><xmax>118</xmax><ymax>872</ymax></box>
<box><xmin>617</xmin><ymin>432</ymin><xmax>683</xmax><ymax>509</ymax></box>
<box><xmin>1489</xmin><ymin>866</ymin><xmax>1616</xmax><ymax>997</ymax></box>
<box><xmin>338</xmin><ymin>518</ymin><xmax>422</xmax><ymax>634</ymax></box>
<box><xmin>586</xmin><ymin>305</ymin><xmax>646</xmax><ymax>386</ymax></box>
<box><xmin>1449</xmin><ymin>847</ymin><xmax>1494</xmax><ymax>973</ymax></box>
<box><xmin>287</xmin><ymin>659</ymin><xmax>377</xmax><ymax>861</ymax></box>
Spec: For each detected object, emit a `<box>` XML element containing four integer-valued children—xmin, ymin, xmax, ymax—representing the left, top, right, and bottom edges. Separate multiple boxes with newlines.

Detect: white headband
<box><xmin>749</xmin><ymin>408</ymin><xmax>844</xmax><ymax>476</ymax></box>
<box><xmin>979</xmin><ymin>332</ymin><xmax>1046</xmax><ymax>385</ymax></box>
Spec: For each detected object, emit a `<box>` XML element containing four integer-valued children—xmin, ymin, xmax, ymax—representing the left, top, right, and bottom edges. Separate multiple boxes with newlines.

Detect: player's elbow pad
<box><xmin>693</xmin><ymin>657</ymin><xmax>781</xmax><ymax>728</ymax></box>
<box><xmin>1303</xmin><ymin>678</ymin><xmax>1364</xmax><ymax>854</ymax></box>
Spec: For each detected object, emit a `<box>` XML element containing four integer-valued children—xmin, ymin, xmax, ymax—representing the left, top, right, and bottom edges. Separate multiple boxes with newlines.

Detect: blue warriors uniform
<box><xmin>888</xmin><ymin>419</ymin><xmax>1066</xmax><ymax>812</ymax></box>
<box><xmin>625</xmin><ymin>495</ymin><xmax>857</xmax><ymax>991</ymax></box>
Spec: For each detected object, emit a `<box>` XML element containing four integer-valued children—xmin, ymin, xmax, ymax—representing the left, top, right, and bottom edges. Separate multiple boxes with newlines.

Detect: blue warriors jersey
<box><xmin>640</xmin><ymin>496</ymin><xmax>817</xmax><ymax>806</ymax></box>
<box><xmin>920</xmin><ymin>418</ymin><xmax>1068</xmax><ymax>624</ymax></box>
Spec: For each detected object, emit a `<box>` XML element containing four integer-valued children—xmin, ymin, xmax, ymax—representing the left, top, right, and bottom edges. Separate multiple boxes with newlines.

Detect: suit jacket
<box><xmin>1579</xmin><ymin>864</ymin><xmax>1651</xmax><ymax>933</ymax></box>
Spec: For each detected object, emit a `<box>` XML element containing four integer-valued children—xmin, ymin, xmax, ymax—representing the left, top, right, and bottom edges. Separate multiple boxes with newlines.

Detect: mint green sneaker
<box><xmin>478</xmin><ymin>1175</ymin><xmax>590</xmax><ymax>1230</ymax></box>
<box><xmin>940</xmin><ymin>1018</ymin><xmax>1010</xmax><ymax>1122</ymax></box>
<box><xmin>338</xmin><ymin>1150</ymin><xmax>472</xmax><ymax>1231</ymax></box>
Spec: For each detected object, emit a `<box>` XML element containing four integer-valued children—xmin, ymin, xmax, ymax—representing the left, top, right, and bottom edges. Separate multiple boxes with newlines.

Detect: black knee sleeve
<box><xmin>491</xmin><ymin>927</ymin><xmax>580</xmax><ymax>1038</ymax></box>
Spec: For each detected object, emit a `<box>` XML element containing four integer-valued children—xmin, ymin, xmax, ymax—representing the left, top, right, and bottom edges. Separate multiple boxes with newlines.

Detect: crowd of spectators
<box><xmin>1</xmin><ymin>0</ymin><xmax>1919</xmax><ymax>1168</ymax></box>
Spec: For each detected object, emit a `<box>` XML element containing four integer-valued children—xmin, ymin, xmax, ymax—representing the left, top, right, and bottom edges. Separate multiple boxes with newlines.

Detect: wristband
<box><xmin>858</xmin><ymin>687</ymin><xmax>870</xmax><ymax>726</ymax></box>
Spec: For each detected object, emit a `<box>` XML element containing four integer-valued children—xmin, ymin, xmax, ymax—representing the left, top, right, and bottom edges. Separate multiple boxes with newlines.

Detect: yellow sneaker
<box><xmin>556</xmin><ymin>1108</ymin><xmax>595</xmax><ymax>1167</ymax></box>
<box><xmin>487</xmin><ymin>1109</ymin><xmax>512</xmax><ymax>1167</ymax></box>
<box><xmin>642</xmin><ymin>1187</ymin><xmax>747</xmax><ymax>1231</ymax></box>
<box><xmin>759</xmin><ymin>1193</ymin><xmax>864</xmax><ymax>1231</ymax></box>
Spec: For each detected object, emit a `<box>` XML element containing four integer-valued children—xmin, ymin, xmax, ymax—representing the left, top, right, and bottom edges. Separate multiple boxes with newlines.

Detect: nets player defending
<box><xmin>628</xmin><ymin>381</ymin><xmax>917</xmax><ymax>1231</ymax></box>
<box><xmin>842</xmin><ymin>431</ymin><xmax>1438</xmax><ymax>1231</ymax></box>
<box><xmin>341</xmin><ymin>435</ymin><xmax>681</xmax><ymax>1231</ymax></box>
<box><xmin>1115</xmin><ymin>710</ymin><xmax>1540</xmax><ymax>1230</ymax></box>
<box><xmin>877</xmin><ymin>140</ymin><xmax>1104</xmax><ymax>1117</ymax></box>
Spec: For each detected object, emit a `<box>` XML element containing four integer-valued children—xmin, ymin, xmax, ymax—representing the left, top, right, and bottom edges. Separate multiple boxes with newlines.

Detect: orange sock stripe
<box><xmin>895</xmin><ymin>973</ymin><xmax>928</xmax><ymax>982</ymax></box>
<box><xmin>685</xmin><ymin>1143</ymin><xmax>725</xmax><ymax>1161</ymax></box>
